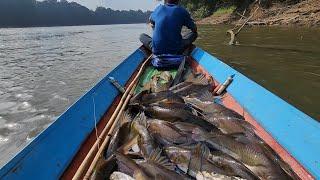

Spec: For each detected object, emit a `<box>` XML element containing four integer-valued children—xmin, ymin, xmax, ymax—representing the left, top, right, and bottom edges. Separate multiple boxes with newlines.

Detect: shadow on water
<box><xmin>196</xmin><ymin>25</ymin><xmax>320</xmax><ymax>121</ymax></box>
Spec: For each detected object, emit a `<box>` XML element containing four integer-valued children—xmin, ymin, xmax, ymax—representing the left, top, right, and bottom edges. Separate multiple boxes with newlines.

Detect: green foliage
<box><xmin>179</xmin><ymin>0</ymin><xmax>252</xmax><ymax>18</ymax></box>
<box><xmin>180</xmin><ymin>0</ymin><xmax>217</xmax><ymax>18</ymax></box>
<box><xmin>213</xmin><ymin>6</ymin><xmax>236</xmax><ymax>15</ymax></box>
<box><xmin>193</xmin><ymin>6</ymin><xmax>212</xmax><ymax>19</ymax></box>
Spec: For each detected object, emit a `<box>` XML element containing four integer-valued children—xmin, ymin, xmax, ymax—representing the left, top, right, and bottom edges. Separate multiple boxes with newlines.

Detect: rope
<box><xmin>92</xmin><ymin>96</ymin><xmax>100</xmax><ymax>150</ymax></box>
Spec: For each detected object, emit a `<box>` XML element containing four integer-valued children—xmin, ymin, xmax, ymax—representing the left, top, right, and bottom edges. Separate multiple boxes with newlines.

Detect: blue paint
<box><xmin>191</xmin><ymin>47</ymin><xmax>320</xmax><ymax>178</ymax></box>
<box><xmin>0</xmin><ymin>49</ymin><xmax>147</xmax><ymax>179</ymax></box>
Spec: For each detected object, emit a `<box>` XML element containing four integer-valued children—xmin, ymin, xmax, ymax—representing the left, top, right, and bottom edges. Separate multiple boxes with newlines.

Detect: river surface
<box><xmin>0</xmin><ymin>24</ymin><xmax>319</xmax><ymax>167</ymax></box>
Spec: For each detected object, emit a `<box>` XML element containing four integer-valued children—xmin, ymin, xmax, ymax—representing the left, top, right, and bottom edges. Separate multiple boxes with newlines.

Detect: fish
<box><xmin>196</xmin><ymin>171</ymin><xmax>245</xmax><ymax>180</ymax></box>
<box><xmin>173</xmin><ymin>121</ymin><xmax>208</xmax><ymax>134</ymax></box>
<box><xmin>165</xmin><ymin>144</ymin><xmax>225</xmax><ymax>178</ymax></box>
<box><xmin>209</xmin><ymin>151</ymin><xmax>259</xmax><ymax>180</ymax></box>
<box><xmin>102</xmin><ymin>65</ymin><xmax>297</xmax><ymax>180</ymax></box>
<box><xmin>232</xmin><ymin>133</ymin><xmax>299</xmax><ymax>180</ymax></box>
<box><xmin>183</xmin><ymin>71</ymin><xmax>210</xmax><ymax>85</ymax></box>
<box><xmin>110</xmin><ymin>171</ymin><xmax>134</xmax><ymax>180</ymax></box>
<box><xmin>130</xmin><ymin>90</ymin><xmax>184</xmax><ymax>105</ymax></box>
<box><xmin>183</xmin><ymin>97</ymin><xmax>243</xmax><ymax>119</ymax></box>
<box><xmin>106</xmin><ymin>121</ymin><xmax>136</xmax><ymax>158</ymax></box>
<box><xmin>147</xmin><ymin>120</ymin><xmax>195</xmax><ymax>146</ymax></box>
<box><xmin>206</xmin><ymin>116</ymin><xmax>255</xmax><ymax>135</ymax></box>
<box><xmin>115</xmin><ymin>152</ymin><xmax>152</xmax><ymax>179</ymax></box>
<box><xmin>191</xmin><ymin>130</ymin><xmax>292</xmax><ymax>179</ymax></box>
<box><xmin>171</xmin><ymin>83</ymin><xmax>213</xmax><ymax>97</ymax></box>
<box><xmin>164</xmin><ymin>144</ymin><xmax>258</xmax><ymax>180</ymax></box>
<box><xmin>143</xmin><ymin>102</ymin><xmax>217</xmax><ymax>131</ymax></box>
<box><xmin>171</xmin><ymin>58</ymin><xmax>185</xmax><ymax>87</ymax></box>
<box><xmin>186</xmin><ymin>90</ymin><xmax>216</xmax><ymax>102</ymax></box>
<box><xmin>115</xmin><ymin>150</ymin><xmax>187</xmax><ymax>180</ymax></box>
<box><xmin>131</xmin><ymin>119</ymin><xmax>158</xmax><ymax>158</ymax></box>
<box><xmin>183</xmin><ymin>98</ymin><xmax>255</xmax><ymax>135</ymax></box>
<box><xmin>90</xmin><ymin>155</ymin><xmax>117</xmax><ymax>180</ymax></box>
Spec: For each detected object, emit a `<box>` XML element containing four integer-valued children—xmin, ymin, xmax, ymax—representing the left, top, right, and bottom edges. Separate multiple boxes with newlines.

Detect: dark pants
<box><xmin>139</xmin><ymin>31</ymin><xmax>198</xmax><ymax>54</ymax></box>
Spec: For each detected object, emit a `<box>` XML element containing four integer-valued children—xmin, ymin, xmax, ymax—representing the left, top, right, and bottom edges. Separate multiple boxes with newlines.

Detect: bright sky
<box><xmin>68</xmin><ymin>0</ymin><xmax>162</xmax><ymax>11</ymax></box>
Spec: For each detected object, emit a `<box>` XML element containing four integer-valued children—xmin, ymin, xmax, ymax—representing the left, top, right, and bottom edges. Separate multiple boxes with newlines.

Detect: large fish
<box><xmin>106</xmin><ymin>121</ymin><xmax>136</xmax><ymax>158</ymax></box>
<box><xmin>165</xmin><ymin>144</ymin><xmax>231</xmax><ymax>178</ymax></box>
<box><xmin>115</xmin><ymin>150</ymin><xmax>187</xmax><ymax>180</ymax></box>
<box><xmin>183</xmin><ymin>97</ymin><xmax>243</xmax><ymax>119</ymax></box>
<box><xmin>191</xmin><ymin>130</ymin><xmax>292</xmax><ymax>179</ymax></box>
<box><xmin>90</xmin><ymin>155</ymin><xmax>117</xmax><ymax>180</ymax></box>
<box><xmin>147</xmin><ymin>120</ymin><xmax>195</xmax><ymax>146</ymax></box>
<box><xmin>110</xmin><ymin>171</ymin><xmax>134</xmax><ymax>180</ymax></box>
<box><xmin>131</xmin><ymin>120</ymin><xmax>158</xmax><ymax>158</ymax></box>
<box><xmin>171</xmin><ymin>83</ymin><xmax>213</xmax><ymax>97</ymax></box>
<box><xmin>143</xmin><ymin>102</ymin><xmax>217</xmax><ymax>131</ymax></box>
<box><xmin>208</xmin><ymin>151</ymin><xmax>259</xmax><ymax>180</ymax></box>
<box><xmin>184</xmin><ymin>97</ymin><xmax>255</xmax><ymax>135</ymax></box>
<box><xmin>171</xmin><ymin>58</ymin><xmax>185</xmax><ymax>87</ymax></box>
<box><xmin>130</xmin><ymin>90</ymin><xmax>184</xmax><ymax>105</ymax></box>
<box><xmin>165</xmin><ymin>144</ymin><xmax>258</xmax><ymax>180</ymax></box>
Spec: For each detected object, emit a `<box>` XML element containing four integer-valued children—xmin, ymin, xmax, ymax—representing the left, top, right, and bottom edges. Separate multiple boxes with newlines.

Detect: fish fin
<box><xmin>182</xmin><ymin>67</ymin><xmax>194</xmax><ymax>81</ymax></box>
<box><xmin>189</xmin><ymin>73</ymin><xmax>208</xmax><ymax>85</ymax></box>
<box><xmin>189</xmin><ymin>144</ymin><xmax>204</xmax><ymax>173</ymax></box>
<box><xmin>119</xmin><ymin>111</ymin><xmax>133</xmax><ymax>126</ymax></box>
<box><xmin>191</xmin><ymin>144</ymin><xmax>203</xmax><ymax>158</ymax></box>
<box><xmin>191</xmin><ymin>128</ymin><xmax>207</xmax><ymax>142</ymax></box>
<box><xmin>130</xmin><ymin>90</ymin><xmax>147</xmax><ymax>103</ymax></box>
<box><xmin>117</xmin><ymin>135</ymin><xmax>139</xmax><ymax>155</ymax></box>
<box><xmin>134</xmin><ymin>112</ymin><xmax>147</xmax><ymax>127</ymax></box>
<box><xmin>200</xmin><ymin>144</ymin><xmax>211</xmax><ymax>158</ymax></box>
<box><xmin>171</xmin><ymin>58</ymin><xmax>186</xmax><ymax>87</ymax></box>
<box><xmin>198</xmin><ymin>91</ymin><xmax>215</xmax><ymax>102</ymax></box>
<box><xmin>147</xmin><ymin>148</ymin><xmax>175</xmax><ymax>171</ymax></box>
<box><xmin>185</xmin><ymin>102</ymin><xmax>206</xmax><ymax>117</ymax></box>
<box><xmin>241</xmin><ymin>121</ymin><xmax>255</xmax><ymax>131</ymax></box>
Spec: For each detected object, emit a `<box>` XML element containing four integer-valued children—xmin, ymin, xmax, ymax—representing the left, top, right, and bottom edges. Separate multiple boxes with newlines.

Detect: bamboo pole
<box><xmin>72</xmin><ymin>54</ymin><xmax>152</xmax><ymax>180</ymax></box>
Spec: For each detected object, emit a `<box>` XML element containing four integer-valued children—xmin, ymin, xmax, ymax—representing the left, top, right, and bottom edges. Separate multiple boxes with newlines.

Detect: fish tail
<box><xmin>147</xmin><ymin>148</ymin><xmax>175</xmax><ymax>171</ymax></box>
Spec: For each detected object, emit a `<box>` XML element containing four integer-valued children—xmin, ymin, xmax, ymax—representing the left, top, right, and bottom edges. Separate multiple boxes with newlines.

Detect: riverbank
<box><xmin>198</xmin><ymin>0</ymin><xmax>320</xmax><ymax>26</ymax></box>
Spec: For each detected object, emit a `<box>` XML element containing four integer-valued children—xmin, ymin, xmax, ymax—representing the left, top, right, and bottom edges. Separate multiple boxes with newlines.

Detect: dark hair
<box><xmin>166</xmin><ymin>0</ymin><xmax>179</xmax><ymax>4</ymax></box>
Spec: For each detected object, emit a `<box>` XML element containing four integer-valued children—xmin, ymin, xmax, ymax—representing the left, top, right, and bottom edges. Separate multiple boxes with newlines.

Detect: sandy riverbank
<box><xmin>198</xmin><ymin>0</ymin><xmax>320</xmax><ymax>27</ymax></box>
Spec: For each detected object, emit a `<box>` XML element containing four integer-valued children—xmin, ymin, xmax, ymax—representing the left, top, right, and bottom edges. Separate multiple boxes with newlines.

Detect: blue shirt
<box><xmin>150</xmin><ymin>3</ymin><xmax>195</xmax><ymax>55</ymax></box>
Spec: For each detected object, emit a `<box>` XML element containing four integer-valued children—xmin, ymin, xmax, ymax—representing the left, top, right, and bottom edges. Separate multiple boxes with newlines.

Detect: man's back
<box><xmin>150</xmin><ymin>3</ymin><xmax>195</xmax><ymax>55</ymax></box>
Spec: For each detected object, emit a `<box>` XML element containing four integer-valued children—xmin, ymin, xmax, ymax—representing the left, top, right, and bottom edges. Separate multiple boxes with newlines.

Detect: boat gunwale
<box><xmin>190</xmin><ymin>47</ymin><xmax>318</xmax><ymax>179</ymax></box>
<box><xmin>188</xmin><ymin>56</ymin><xmax>313</xmax><ymax>179</ymax></box>
<box><xmin>0</xmin><ymin>48</ymin><xmax>147</xmax><ymax>179</ymax></box>
<box><xmin>61</xmin><ymin>55</ymin><xmax>147</xmax><ymax>179</ymax></box>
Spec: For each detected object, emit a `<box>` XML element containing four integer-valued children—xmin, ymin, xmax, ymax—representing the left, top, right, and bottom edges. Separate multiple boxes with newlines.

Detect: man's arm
<box><xmin>184</xmin><ymin>10</ymin><xmax>197</xmax><ymax>33</ymax></box>
<box><xmin>149</xmin><ymin>18</ymin><xmax>155</xmax><ymax>29</ymax></box>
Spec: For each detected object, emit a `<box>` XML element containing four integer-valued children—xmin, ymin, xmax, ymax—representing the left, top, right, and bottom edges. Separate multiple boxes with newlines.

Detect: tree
<box><xmin>0</xmin><ymin>1</ymin><xmax>151</xmax><ymax>27</ymax></box>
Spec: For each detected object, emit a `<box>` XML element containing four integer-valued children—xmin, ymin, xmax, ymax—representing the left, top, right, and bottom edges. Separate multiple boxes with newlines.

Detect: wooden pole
<box><xmin>72</xmin><ymin>54</ymin><xmax>152</xmax><ymax>180</ymax></box>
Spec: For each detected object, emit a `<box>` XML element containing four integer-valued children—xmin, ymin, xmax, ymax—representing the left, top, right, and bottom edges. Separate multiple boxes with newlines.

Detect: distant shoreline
<box><xmin>0</xmin><ymin>22</ymin><xmax>147</xmax><ymax>29</ymax></box>
<box><xmin>0</xmin><ymin>0</ymin><xmax>150</xmax><ymax>29</ymax></box>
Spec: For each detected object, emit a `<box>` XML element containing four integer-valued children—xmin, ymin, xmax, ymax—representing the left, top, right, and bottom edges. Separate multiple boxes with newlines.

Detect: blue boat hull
<box><xmin>0</xmin><ymin>47</ymin><xmax>319</xmax><ymax>179</ymax></box>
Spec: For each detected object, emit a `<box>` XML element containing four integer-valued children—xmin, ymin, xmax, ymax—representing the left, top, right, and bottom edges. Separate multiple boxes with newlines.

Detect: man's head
<box><xmin>166</xmin><ymin>0</ymin><xmax>179</xmax><ymax>4</ymax></box>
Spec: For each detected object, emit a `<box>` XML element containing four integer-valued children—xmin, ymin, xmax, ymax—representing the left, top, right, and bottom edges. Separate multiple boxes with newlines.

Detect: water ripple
<box><xmin>0</xmin><ymin>24</ymin><xmax>145</xmax><ymax>166</ymax></box>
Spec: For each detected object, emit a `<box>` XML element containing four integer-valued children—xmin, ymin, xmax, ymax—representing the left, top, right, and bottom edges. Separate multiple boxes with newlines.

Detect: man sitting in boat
<box><xmin>139</xmin><ymin>0</ymin><xmax>197</xmax><ymax>68</ymax></box>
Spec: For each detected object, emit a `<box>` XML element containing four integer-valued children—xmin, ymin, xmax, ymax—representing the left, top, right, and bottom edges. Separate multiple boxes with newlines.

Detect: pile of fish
<box><xmin>91</xmin><ymin>64</ymin><xmax>298</xmax><ymax>180</ymax></box>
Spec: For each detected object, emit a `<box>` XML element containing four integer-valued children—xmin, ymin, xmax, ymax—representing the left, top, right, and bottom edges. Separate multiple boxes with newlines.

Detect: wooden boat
<box><xmin>0</xmin><ymin>47</ymin><xmax>319</xmax><ymax>180</ymax></box>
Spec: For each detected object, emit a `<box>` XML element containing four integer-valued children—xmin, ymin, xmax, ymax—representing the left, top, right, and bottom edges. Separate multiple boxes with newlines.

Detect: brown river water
<box><xmin>196</xmin><ymin>25</ymin><xmax>320</xmax><ymax>121</ymax></box>
<box><xmin>0</xmin><ymin>24</ymin><xmax>319</xmax><ymax>167</ymax></box>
